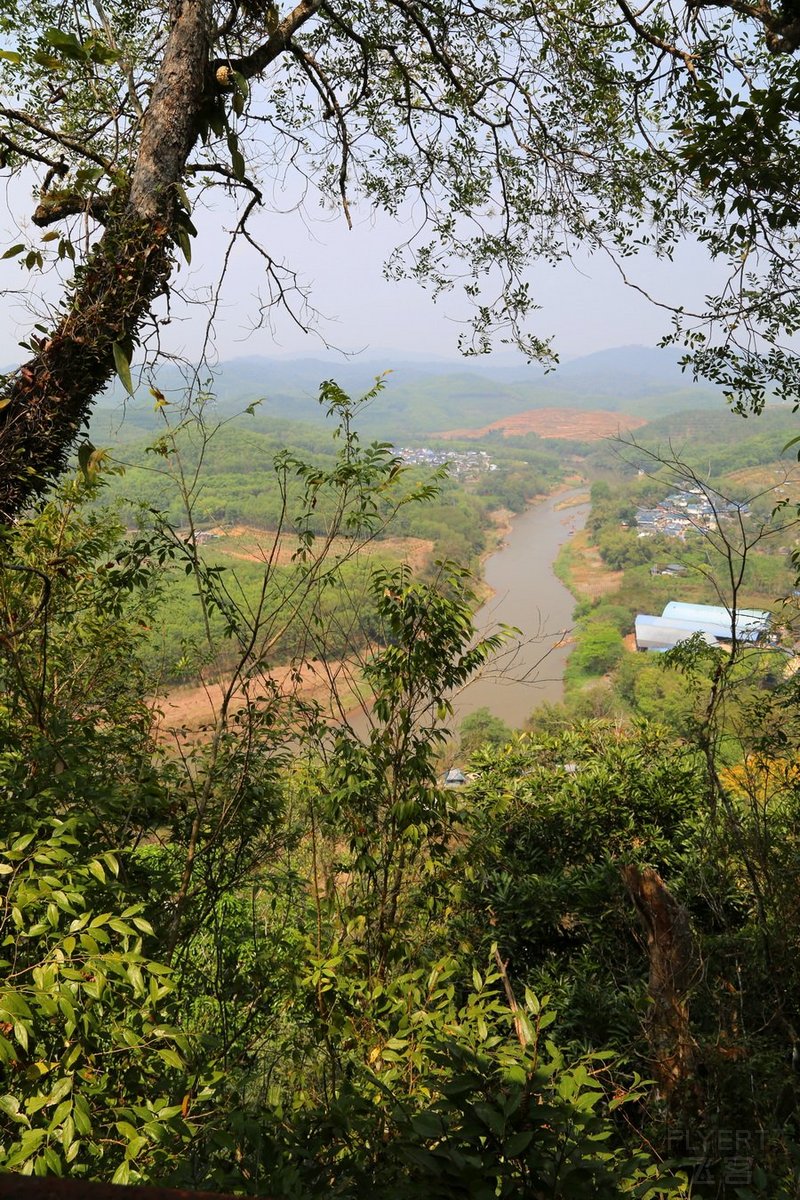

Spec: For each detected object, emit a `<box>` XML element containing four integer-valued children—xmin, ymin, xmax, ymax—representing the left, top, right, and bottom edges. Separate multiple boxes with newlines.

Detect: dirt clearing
<box><xmin>558</xmin><ymin>529</ymin><xmax>624</xmax><ymax>601</ymax></box>
<box><xmin>436</xmin><ymin>408</ymin><xmax>647</xmax><ymax>441</ymax></box>
<box><xmin>202</xmin><ymin>527</ymin><xmax>434</xmax><ymax>571</ymax></box>
<box><xmin>153</xmin><ymin>658</ymin><xmax>369</xmax><ymax>737</ymax></box>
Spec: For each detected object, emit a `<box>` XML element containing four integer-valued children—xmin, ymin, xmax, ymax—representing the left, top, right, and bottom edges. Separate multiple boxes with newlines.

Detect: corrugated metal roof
<box><xmin>662</xmin><ymin>601</ymin><xmax>769</xmax><ymax>637</ymax></box>
<box><xmin>635</xmin><ymin>615</ymin><xmax>722</xmax><ymax>651</ymax></box>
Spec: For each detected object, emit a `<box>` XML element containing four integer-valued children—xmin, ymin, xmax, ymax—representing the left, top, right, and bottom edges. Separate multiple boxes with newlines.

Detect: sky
<box><xmin>177</xmin><ymin>196</ymin><xmax>714</xmax><ymax>368</ymax></box>
<box><xmin>0</xmin><ymin>174</ymin><xmax>718</xmax><ymax>371</ymax></box>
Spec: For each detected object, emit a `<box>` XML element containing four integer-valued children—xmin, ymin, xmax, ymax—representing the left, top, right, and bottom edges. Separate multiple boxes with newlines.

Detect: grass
<box><xmin>554</xmin><ymin>529</ymin><xmax>624</xmax><ymax>601</ymax></box>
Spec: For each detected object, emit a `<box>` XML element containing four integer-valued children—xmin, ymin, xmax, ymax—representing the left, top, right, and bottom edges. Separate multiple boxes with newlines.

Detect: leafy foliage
<box><xmin>0</xmin><ymin>820</ymin><xmax>204</xmax><ymax>1185</ymax></box>
<box><xmin>6</xmin><ymin>387</ymin><xmax>800</xmax><ymax>1197</ymax></box>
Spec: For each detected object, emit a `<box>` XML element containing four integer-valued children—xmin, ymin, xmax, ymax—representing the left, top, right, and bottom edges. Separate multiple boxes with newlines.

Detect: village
<box><xmin>633</xmin><ymin>484</ymin><xmax>748</xmax><ymax>539</ymax></box>
<box><xmin>394</xmin><ymin>445</ymin><xmax>498</xmax><ymax>477</ymax></box>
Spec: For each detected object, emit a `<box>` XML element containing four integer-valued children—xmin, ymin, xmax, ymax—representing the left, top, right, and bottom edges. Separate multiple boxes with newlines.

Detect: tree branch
<box><xmin>213</xmin><ymin>0</ymin><xmax>321</xmax><ymax>81</ymax></box>
<box><xmin>0</xmin><ymin>107</ymin><xmax>115</xmax><ymax>173</ymax></box>
<box><xmin>615</xmin><ymin>0</ymin><xmax>697</xmax><ymax>74</ymax></box>
<box><xmin>32</xmin><ymin>193</ymin><xmax>109</xmax><ymax>228</ymax></box>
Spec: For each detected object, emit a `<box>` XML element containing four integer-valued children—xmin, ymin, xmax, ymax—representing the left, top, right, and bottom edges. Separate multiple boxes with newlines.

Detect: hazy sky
<box><xmin>180</xmin><ymin>195</ymin><xmax>714</xmax><ymax>367</ymax></box>
<box><xmin>0</xmin><ymin>179</ymin><xmax>717</xmax><ymax>369</ymax></box>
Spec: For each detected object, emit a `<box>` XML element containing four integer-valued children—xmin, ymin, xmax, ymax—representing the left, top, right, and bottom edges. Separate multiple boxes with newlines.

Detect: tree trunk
<box><xmin>623</xmin><ymin>863</ymin><xmax>698</xmax><ymax>1100</ymax></box>
<box><xmin>0</xmin><ymin>0</ymin><xmax>210</xmax><ymax>522</ymax></box>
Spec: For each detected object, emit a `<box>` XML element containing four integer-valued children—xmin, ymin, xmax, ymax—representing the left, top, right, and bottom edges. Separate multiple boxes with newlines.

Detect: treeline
<box><xmin>101</xmin><ymin>419</ymin><xmax>560</xmax><ymax>551</ymax></box>
<box><xmin>584</xmin><ymin>407</ymin><xmax>798</xmax><ymax>483</ymax></box>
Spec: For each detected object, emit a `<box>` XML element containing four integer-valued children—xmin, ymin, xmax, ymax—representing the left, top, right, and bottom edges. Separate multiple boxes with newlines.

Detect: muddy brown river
<box><xmin>449</xmin><ymin>487</ymin><xmax>589</xmax><ymax>728</ymax></box>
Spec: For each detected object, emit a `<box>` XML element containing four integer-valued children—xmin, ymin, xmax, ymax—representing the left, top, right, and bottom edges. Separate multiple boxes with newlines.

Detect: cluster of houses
<box><xmin>635</xmin><ymin>601</ymin><xmax>772</xmax><ymax>652</ymax></box>
<box><xmin>634</xmin><ymin>487</ymin><xmax>748</xmax><ymax>540</ymax></box>
<box><xmin>395</xmin><ymin>446</ymin><xmax>497</xmax><ymax>477</ymax></box>
<box><xmin>177</xmin><ymin>529</ymin><xmax>223</xmax><ymax>546</ymax></box>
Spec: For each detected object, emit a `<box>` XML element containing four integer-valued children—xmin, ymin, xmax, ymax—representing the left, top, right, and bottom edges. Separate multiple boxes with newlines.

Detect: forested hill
<box><xmin>584</xmin><ymin>405</ymin><xmax>799</xmax><ymax>478</ymax></box>
<box><xmin>91</xmin><ymin>345</ymin><xmax>725</xmax><ymax>443</ymax></box>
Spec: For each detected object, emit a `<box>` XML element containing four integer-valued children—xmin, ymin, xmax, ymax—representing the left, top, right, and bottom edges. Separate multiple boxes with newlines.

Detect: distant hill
<box><xmin>91</xmin><ymin>345</ymin><xmax>725</xmax><ymax>444</ymax></box>
<box><xmin>545</xmin><ymin>345</ymin><xmax>696</xmax><ymax>393</ymax></box>
<box><xmin>436</xmin><ymin>407</ymin><xmax>648</xmax><ymax>441</ymax></box>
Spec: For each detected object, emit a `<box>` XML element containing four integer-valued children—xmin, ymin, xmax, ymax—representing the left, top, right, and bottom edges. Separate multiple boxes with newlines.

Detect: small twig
<box><xmin>494</xmin><ymin>946</ymin><xmax>528</xmax><ymax>1047</ymax></box>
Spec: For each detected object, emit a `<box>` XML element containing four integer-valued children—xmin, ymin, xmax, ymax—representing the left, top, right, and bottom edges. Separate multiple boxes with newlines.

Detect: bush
<box><xmin>571</xmin><ymin>624</ymin><xmax>625</xmax><ymax>676</ymax></box>
<box><xmin>459</xmin><ymin>707</ymin><xmax>515</xmax><ymax>756</ymax></box>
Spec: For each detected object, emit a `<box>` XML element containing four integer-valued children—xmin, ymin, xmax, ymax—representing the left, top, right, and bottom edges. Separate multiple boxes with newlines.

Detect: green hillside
<box><xmin>91</xmin><ymin>346</ymin><xmax>725</xmax><ymax>444</ymax></box>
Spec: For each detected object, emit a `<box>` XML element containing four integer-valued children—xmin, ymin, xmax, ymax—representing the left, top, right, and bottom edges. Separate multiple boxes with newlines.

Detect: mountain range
<box><xmin>92</xmin><ymin>344</ymin><xmax>726</xmax><ymax>443</ymax></box>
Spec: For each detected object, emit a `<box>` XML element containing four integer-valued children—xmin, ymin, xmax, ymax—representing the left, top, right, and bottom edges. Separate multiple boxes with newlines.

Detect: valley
<box><xmin>93</xmin><ymin>347</ymin><xmax>800</xmax><ymax>742</ymax></box>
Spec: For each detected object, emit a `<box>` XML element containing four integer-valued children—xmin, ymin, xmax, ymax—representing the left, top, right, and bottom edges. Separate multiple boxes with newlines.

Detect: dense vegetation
<box><xmin>4</xmin><ymin>383</ymin><xmax>800</xmax><ymax>1198</ymax></box>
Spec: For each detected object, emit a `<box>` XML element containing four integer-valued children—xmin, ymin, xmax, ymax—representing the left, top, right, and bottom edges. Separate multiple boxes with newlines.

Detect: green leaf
<box><xmin>472</xmin><ymin>1101</ymin><xmax>505</xmax><ymax>1137</ymax></box>
<box><xmin>231</xmin><ymin>70</ymin><xmax>249</xmax><ymax>101</ymax></box>
<box><xmin>227</xmin><ymin>132</ymin><xmax>246</xmax><ymax>181</ymax></box>
<box><xmin>157</xmin><ymin>1048</ymin><xmax>185</xmax><ymax>1070</ymax></box>
<box><xmin>49</xmin><ymin>1099</ymin><xmax>72</xmax><ymax>1130</ymax></box>
<box><xmin>2</xmin><ymin>244</ymin><xmax>25</xmax><ymax>259</ymax></box>
<box><xmin>0</xmin><ymin>1095</ymin><xmax>28</xmax><ymax>1124</ymax></box>
<box><xmin>43</xmin><ymin>27</ymin><xmax>86</xmax><ymax>60</ymax></box>
<box><xmin>410</xmin><ymin>1111</ymin><xmax>443</xmax><ymax>1139</ymax></box>
<box><xmin>504</xmin><ymin>1129</ymin><xmax>534</xmax><ymax>1156</ymax></box>
<box><xmin>175</xmin><ymin>225</ymin><xmax>192</xmax><ymax>265</ymax></box>
<box><xmin>77</xmin><ymin>442</ymin><xmax>97</xmax><ymax>483</ymax></box>
<box><xmin>112</xmin><ymin>342</ymin><xmax>134</xmax><ymax>396</ymax></box>
<box><xmin>0</xmin><ymin>992</ymin><xmax>32</xmax><ymax>1018</ymax></box>
<box><xmin>87</xmin><ymin>859</ymin><xmax>105</xmax><ymax>884</ymax></box>
<box><xmin>31</xmin><ymin>51</ymin><xmax>62</xmax><ymax>69</ymax></box>
<box><xmin>43</xmin><ymin>1145</ymin><xmax>62</xmax><ymax>1174</ymax></box>
<box><xmin>112</xmin><ymin>1161</ymin><xmax>131</xmax><ymax>1185</ymax></box>
<box><xmin>4</xmin><ymin>1127</ymin><xmax>46</xmax><ymax>1168</ymax></box>
<box><xmin>72</xmin><ymin>1095</ymin><xmax>92</xmax><ymax>1136</ymax></box>
<box><xmin>46</xmin><ymin>1077</ymin><xmax>73</xmax><ymax>1109</ymax></box>
<box><xmin>125</xmin><ymin>1134</ymin><xmax>149</xmax><ymax>1160</ymax></box>
<box><xmin>207</xmin><ymin>101</ymin><xmax>226</xmax><ymax>138</ymax></box>
<box><xmin>61</xmin><ymin>1114</ymin><xmax>75</xmax><ymax>1152</ymax></box>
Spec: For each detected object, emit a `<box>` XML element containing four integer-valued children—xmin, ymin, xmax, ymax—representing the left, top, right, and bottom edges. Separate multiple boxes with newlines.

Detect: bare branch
<box><xmin>0</xmin><ymin>107</ymin><xmax>115</xmax><ymax>173</ymax></box>
<box><xmin>615</xmin><ymin>0</ymin><xmax>698</xmax><ymax>74</ymax></box>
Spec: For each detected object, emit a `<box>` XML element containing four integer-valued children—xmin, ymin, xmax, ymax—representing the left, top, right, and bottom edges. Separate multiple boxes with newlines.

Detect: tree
<box><xmin>2</xmin><ymin>1</ymin><xmax>800</xmax><ymax>517</ymax></box>
<box><xmin>571</xmin><ymin>623</ymin><xmax>624</xmax><ymax>676</ymax></box>
<box><xmin>458</xmin><ymin>706</ymin><xmax>514</xmax><ymax>757</ymax></box>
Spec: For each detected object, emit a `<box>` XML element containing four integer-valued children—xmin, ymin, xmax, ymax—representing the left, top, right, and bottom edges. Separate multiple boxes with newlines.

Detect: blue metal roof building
<box><xmin>661</xmin><ymin>601</ymin><xmax>770</xmax><ymax>642</ymax></box>
<box><xmin>635</xmin><ymin>615</ymin><xmax>726</xmax><ymax>652</ymax></box>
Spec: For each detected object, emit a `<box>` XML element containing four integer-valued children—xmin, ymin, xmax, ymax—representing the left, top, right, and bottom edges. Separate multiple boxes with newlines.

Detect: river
<box><xmin>448</xmin><ymin>487</ymin><xmax>589</xmax><ymax>728</ymax></box>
